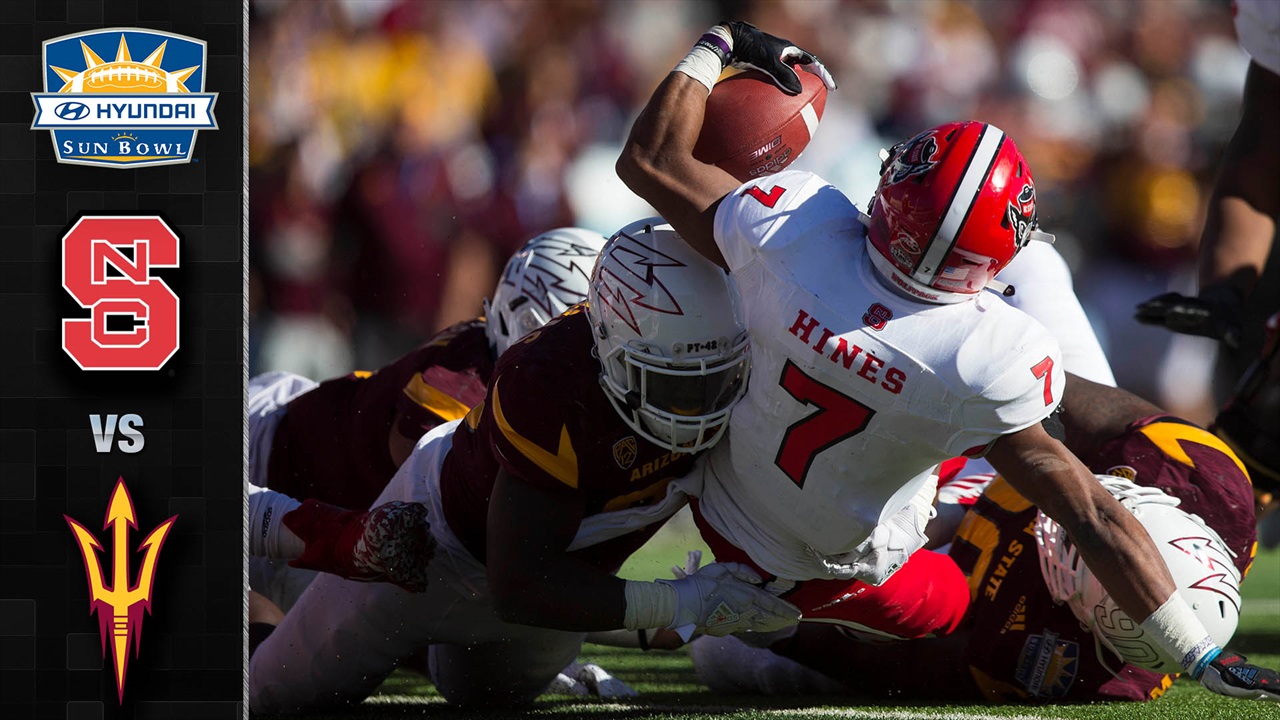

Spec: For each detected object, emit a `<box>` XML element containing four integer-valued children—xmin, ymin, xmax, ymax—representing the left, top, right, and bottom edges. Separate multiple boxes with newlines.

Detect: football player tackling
<box><xmin>248</xmin><ymin>220</ymin><xmax>799</xmax><ymax>714</ymax></box>
<box><xmin>616</xmin><ymin>20</ymin><xmax>1276</xmax><ymax>700</ymax></box>
<box><xmin>243</xmin><ymin>228</ymin><xmax>608</xmax><ymax>594</ymax></box>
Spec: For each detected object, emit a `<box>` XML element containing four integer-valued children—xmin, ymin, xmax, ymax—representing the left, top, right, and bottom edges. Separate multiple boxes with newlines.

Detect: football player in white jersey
<box><xmin>615</xmin><ymin>20</ymin><xmax>1274</xmax><ymax>698</ymax></box>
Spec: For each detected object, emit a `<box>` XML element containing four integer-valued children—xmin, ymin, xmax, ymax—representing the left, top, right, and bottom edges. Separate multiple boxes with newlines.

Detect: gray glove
<box><xmin>546</xmin><ymin>661</ymin><xmax>640</xmax><ymax>699</ymax></box>
<box><xmin>659</xmin><ymin>561</ymin><xmax>801</xmax><ymax>640</ymax></box>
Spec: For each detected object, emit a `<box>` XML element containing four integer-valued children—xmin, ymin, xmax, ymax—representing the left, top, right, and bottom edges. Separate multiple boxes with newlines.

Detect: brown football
<box><xmin>694</xmin><ymin>65</ymin><xmax>828</xmax><ymax>182</ymax></box>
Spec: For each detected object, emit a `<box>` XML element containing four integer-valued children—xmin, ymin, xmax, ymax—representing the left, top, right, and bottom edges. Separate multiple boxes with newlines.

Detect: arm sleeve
<box><xmin>949</xmin><ymin>333</ymin><xmax>1065</xmax><ymax>457</ymax></box>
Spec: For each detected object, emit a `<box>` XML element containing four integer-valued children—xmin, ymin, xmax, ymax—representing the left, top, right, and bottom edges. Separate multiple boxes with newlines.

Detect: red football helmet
<box><xmin>864</xmin><ymin>121</ymin><xmax>1049</xmax><ymax>304</ymax></box>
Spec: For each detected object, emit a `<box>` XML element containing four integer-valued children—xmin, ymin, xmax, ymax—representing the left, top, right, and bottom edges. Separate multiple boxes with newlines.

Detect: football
<box><xmin>694</xmin><ymin>65</ymin><xmax>828</xmax><ymax>182</ymax></box>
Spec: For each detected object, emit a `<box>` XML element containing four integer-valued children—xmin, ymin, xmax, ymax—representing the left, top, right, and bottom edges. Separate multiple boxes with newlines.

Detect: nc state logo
<box><xmin>863</xmin><ymin>303</ymin><xmax>892</xmax><ymax>331</ymax></box>
<box><xmin>883</xmin><ymin>133</ymin><xmax>938</xmax><ymax>185</ymax></box>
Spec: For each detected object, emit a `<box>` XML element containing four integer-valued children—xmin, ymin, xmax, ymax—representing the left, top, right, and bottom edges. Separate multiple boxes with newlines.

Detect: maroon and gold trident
<box><xmin>64</xmin><ymin>477</ymin><xmax>176</xmax><ymax>703</ymax></box>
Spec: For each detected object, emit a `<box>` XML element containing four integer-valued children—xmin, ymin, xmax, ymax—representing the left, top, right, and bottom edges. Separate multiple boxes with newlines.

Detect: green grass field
<box><xmin>313</xmin><ymin>510</ymin><xmax>1280</xmax><ymax>720</ymax></box>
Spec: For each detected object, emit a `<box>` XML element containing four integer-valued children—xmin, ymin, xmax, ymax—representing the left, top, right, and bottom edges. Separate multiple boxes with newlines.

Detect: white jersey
<box><xmin>699</xmin><ymin>170</ymin><xmax>1064</xmax><ymax>582</ymax></box>
<box><xmin>1236</xmin><ymin>0</ymin><xmax>1280</xmax><ymax>76</ymax></box>
<box><xmin>996</xmin><ymin>240</ymin><xmax>1116</xmax><ymax>387</ymax></box>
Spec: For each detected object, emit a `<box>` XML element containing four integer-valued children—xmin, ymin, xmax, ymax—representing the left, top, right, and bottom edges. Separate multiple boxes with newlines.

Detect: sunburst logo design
<box><xmin>31</xmin><ymin>28</ymin><xmax>218</xmax><ymax>168</ymax></box>
<box><xmin>51</xmin><ymin>35</ymin><xmax>199</xmax><ymax>94</ymax></box>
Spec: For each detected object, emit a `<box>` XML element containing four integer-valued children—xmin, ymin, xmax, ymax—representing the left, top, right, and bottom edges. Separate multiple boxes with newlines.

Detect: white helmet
<box><xmin>484</xmin><ymin>227</ymin><xmax>608</xmax><ymax>356</ymax></box>
<box><xmin>587</xmin><ymin>218</ymin><xmax>750</xmax><ymax>453</ymax></box>
<box><xmin>1036</xmin><ymin>476</ymin><xmax>1241</xmax><ymax>674</ymax></box>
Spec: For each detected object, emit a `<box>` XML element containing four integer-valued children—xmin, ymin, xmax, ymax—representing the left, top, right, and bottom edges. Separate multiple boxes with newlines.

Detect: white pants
<box><xmin>248</xmin><ymin>421</ymin><xmax>584</xmax><ymax>714</ymax></box>
<box><xmin>247</xmin><ymin>371</ymin><xmax>318</xmax><ymax>488</ymax></box>
<box><xmin>689</xmin><ymin>634</ymin><xmax>847</xmax><ymax>696</ymax></box>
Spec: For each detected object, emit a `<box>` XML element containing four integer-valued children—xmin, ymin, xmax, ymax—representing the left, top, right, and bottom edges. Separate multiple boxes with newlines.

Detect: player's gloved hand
<box><xmin>1197</xmin><ymin>650</ymin><xmax>1280</xmax><ymax>702</ymax></box>
<box><xmin>671</xmin><ymin>549</ymin><xmax>704</xmax><ymax>579</ymax></box>
<box><xmin>546</xmin><ymin>661</ymin><xmax>640</xmax><ymax>699</ymax></box>
<box><xmin>721</xmin><ymin>21</ymin><xmax>836</xmax><ymax>95</ymax></box>
<box><xmin>659</xmin><ymin>562</ymin><xmax>801</xmax><ymax>641</ymax></box>
<box><xmin>1134</xmin><ymin>285</ymin><xmax>1243</xmax><ymax>349</ymax></box>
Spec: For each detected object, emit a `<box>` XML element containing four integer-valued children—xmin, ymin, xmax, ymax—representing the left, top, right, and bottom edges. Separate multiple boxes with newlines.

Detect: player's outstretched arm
<box><xmin>1134</xmin><ymin>62</ymin><xmax>1280</xmax><ymax>345</ymax></box>
<box><xmin>1198</xmin><ymin>62</ymin><xmax>1280</xmax><ymax>301</ymax></box>
<box><xmin>991</xmin><ymin>423</ymin><xmax>1280</xmax><ymax>701</ymax></box>
<box><xmin>485</xmin><ymin>466</ymin><xmax>629</xmax><ymax>630</ymax></box>
<box><xmin>485</xmin><ymin>468</ymin><xmax>800</xmax><ymax>636</ymax></box>
<box><xmin>989</xmin><ymin>428</ymin><xmax>1194</xmax><ymax>649</ymax></box>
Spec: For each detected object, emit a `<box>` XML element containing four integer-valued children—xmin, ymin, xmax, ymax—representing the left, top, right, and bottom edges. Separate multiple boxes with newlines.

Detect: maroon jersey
<box><xmin>950</xmin><ymin>415</ymin><xmax>1256</xmax><ymax>703</ymax></box>
<box><xmin>1088</xmin><ymin>414</ymin><xmax>1256</xmax><ymax>577</ymax></box>
<box><xmin>440</xmin><ymin>306</ymin><xmax>696</xmax><ymax>572</ymax></box>
<box><xmin>268</xmin><ymin>319</ymin><xmax>494</xmax><ymax>510</ymax></box>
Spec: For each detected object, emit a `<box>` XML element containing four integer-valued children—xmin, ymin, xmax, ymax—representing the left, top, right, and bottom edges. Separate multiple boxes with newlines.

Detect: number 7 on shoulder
<box><xmin>1030</xmin><ymin>356</ymin><xmax>1054</xmax><ymax>406</ymax></box>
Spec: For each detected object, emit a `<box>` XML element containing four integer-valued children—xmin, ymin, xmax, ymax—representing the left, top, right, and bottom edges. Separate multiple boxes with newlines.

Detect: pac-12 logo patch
<box><xmin>61</xmin><ymin>216</ymin><xmax>180</xmax><ymax>371</ymax></box>
<box><xmin>31</xmin><ymin>28</ymin><xmax>217</xmax><ymax>168</ymax></box>
<box><xmin>613</xmin><ymin>436</ymin><xmax>638</xmax><ymax>469</ymax></box>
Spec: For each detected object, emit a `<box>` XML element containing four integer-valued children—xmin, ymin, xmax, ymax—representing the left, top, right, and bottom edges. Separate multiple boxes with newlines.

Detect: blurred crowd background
<box><xmin>247</xmin><ymin>0</ymin><xmax>1256</xmax><ymax>427</ymax></box>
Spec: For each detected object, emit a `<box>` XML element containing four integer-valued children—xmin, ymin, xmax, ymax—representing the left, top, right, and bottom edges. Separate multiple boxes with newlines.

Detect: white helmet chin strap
<box><xmin>986</xmin><ymin>279</ymin><xmax>1016</xmax><ymax>297</ymax></box>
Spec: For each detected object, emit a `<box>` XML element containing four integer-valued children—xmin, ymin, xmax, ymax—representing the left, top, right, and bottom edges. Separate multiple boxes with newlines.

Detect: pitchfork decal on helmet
<box><xmin>586</xmin><ymin>219</ymin><xmax>750</xmax><ymax>453</ymax></box>
<box><xmin>593</xmin><ymin>228</ymin><xmax>687</xmax><ymax>335</ymax></box>
<box><xmin>484</xmin><ymin>227</ymin><xmax>608</xmax><ymax>356</ymax></box>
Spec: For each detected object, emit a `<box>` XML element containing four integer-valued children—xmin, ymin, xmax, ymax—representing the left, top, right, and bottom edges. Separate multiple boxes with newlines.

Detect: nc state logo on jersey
<box><xmin>882</xmin><ymin>133</ymin><xmax>938</xmax><ymax>185</ymax></box>
<box><xmin>1006</xmin><ymin>183</ymin><xmax>1038</xmax><ymax>250</ymax></box>
<box><xmin>863</xmin><ymin>302</ymin><xmax>892</xmax><ymax>331</ymax></box>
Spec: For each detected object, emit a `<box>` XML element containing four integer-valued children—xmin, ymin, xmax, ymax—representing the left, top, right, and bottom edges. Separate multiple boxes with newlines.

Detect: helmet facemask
<box><xmin>588</xmin><ymin>218</ymin><xmax>751</xmax><ymax>454</ymax></box>
<box><xmin>597</xmin><ymin>331</ymin><xmax>750</xmax><ymax>453</ymax></box>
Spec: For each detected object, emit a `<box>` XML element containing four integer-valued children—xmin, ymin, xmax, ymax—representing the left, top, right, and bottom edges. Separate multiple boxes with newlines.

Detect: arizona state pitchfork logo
<box><xmin>64</xmin><ymin>478</ymin><xmax>176</xmax><ymax>702</ymax></box>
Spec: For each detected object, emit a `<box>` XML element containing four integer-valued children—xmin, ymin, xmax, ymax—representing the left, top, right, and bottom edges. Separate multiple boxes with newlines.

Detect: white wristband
<box><xmin>1138</xmin><ymin>593</ymin><xmax>1221</xmax><ymax>678</ymax></box>
<box><xmin>623</xmin><ymin>579</ymin><xmax>677</xmax><ymax>630</ymax></box>
<box><xmin>673</xmin><ymin>26</ymin><xmax>733</xmax><ymax>92</ymax></box>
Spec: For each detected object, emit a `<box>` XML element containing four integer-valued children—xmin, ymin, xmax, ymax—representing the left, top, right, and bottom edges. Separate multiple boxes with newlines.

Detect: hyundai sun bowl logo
<box><xmin>31</xmin><ymin>28</ymin><xmax>218</xmax><ymax>168</ymax></box>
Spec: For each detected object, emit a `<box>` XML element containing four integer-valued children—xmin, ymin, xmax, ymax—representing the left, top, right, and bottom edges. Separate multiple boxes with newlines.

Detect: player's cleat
<box><xmin>284</xmin><ymin>499</ymin><xmax>433</xmax><ymax>592</ymax></box>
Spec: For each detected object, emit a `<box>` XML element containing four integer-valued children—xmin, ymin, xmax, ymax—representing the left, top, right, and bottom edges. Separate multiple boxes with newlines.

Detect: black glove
<box><xmin>1198</xmin><ymin>650</ymin><xmax>1280</xmax><ymax>702</ymax></box>
<box><xmin>722</xmin><ymin>21</ymin><xmax>836</xmax><ymax>96</ymax></box>
<box><xmin>1134</xmin><ymin>284</ymin><xmax>1243</xmax><ymax>349</ymax></box>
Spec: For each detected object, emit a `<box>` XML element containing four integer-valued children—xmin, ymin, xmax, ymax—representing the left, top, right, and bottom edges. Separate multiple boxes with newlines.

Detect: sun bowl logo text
<box><xmin>31</xmin><ymin>28</ymin><xmax>217</xmax><ymax>168</ymax></box>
